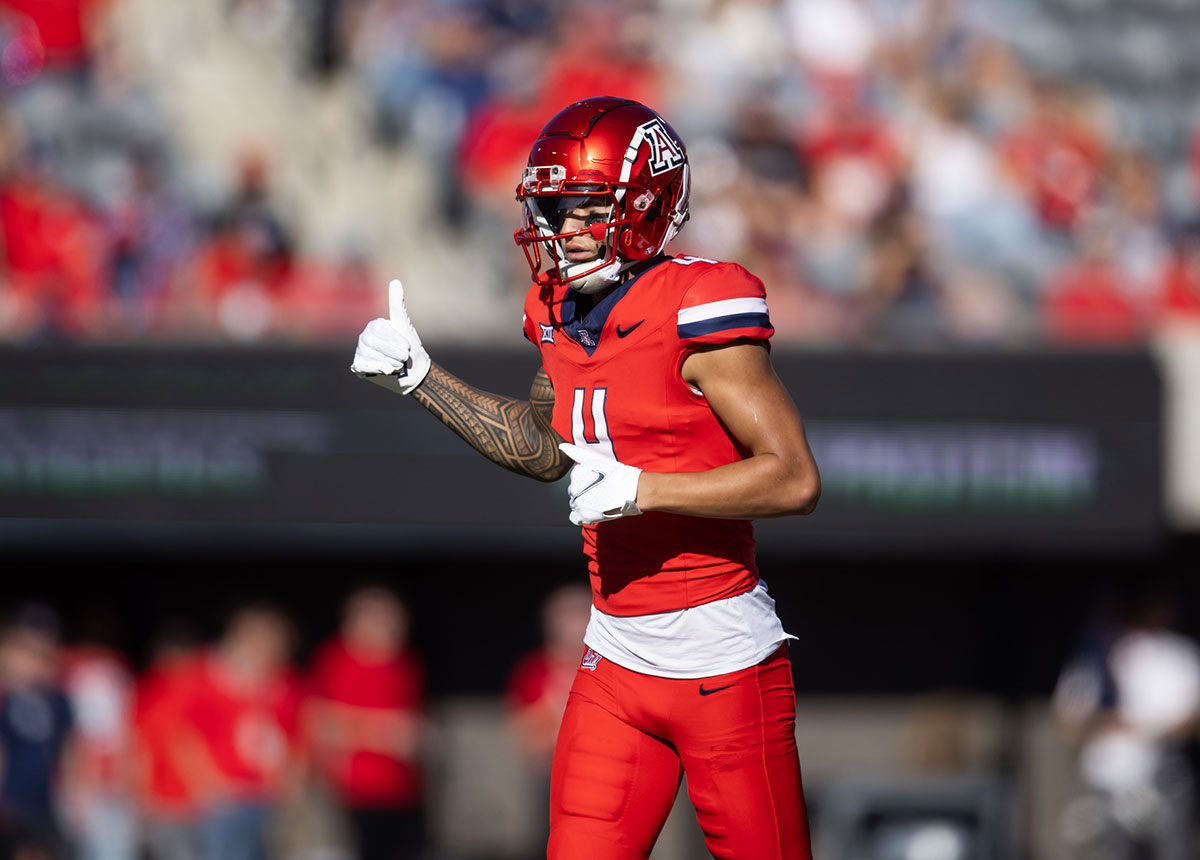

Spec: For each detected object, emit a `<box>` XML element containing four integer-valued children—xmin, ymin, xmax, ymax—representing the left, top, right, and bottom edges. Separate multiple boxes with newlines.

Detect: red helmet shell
<box><xmin>514</xmin><ymin>97</ymin><xmax>690</xmax><ymax>283</ymax></box>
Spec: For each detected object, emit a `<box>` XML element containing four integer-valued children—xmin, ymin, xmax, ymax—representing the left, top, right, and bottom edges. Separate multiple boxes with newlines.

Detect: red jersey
<box><xmin>523</xmin><ymin>256</ymin><xmax>774</xmax><ymax>617</ymax></box>
<box><xmin>506</xmin><ymin>650</ymin><xmax>576</xmax><ymax>712</ymax></box>
<box><xmin>134</xmin><ymin>657</ymin><xmax>200</xmax><ymax>816</ymax></box>
<box><xmin>307</xmin><ymin>638</ymin><xmax>424</xmax><ymax>808</ymax></box>
<box><xmin>177</xmin><ymin>651</ymin><xmax>301</xmax><ymax>800</ymax></box>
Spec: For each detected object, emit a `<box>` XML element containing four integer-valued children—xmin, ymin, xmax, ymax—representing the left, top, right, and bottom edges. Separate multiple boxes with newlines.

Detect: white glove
<box><xmin>559</xmin><ymin>442</ymin><xmax>642</xmax><ymax>526</ymax></box>
<box><xmin>351</xmin><ymin>279</ymin><xmax>431</xmax><ymax>395</ymax></box>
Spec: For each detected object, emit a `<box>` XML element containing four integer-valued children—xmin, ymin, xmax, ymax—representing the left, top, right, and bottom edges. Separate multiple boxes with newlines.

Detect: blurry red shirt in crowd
<box><xmin>797</xmin><ymin>97</ymin><xmax>900</xmax><ymax>226</ymax></box>
<box><xmin>173</xmin><ymin>649</ymin><xmax>302</xmax><ymax>801</ymax></box>
<box><xmin>0</xmin><ymin>173</ymin><xmax>56</xmax><ymax>275</ymax></box>
<box><xmin>0</xmin><ymin>0</ymin><xmax>111</xmax><ymax>68</ymax></box>
<box><xmin>1042</xmin><ymin>258</ymin><xmax>1142</xmax><ymax>344</ymax></box>
<box><xmin>457</xmin><ymin>100</ymin><xmax>547</xmax><ymax>198</ymax></box>
<box><xmin>279</xmin><ymin>258</ymin><xmax>383</xmax><ymax>338</ymax></box>
<box><xmin>134</xmin><ymin>653</ymin><xmax>201</xmax><ymax>817</ymax></box>
<box><xmin>307</xmin><ymin>636</ymin><xmax>424</xmax><ymax>808</ymax></box>
<box><xmin>1001</xmin><ymin>108</ymin><xmax>1104</xmax><ymax>231</ymax></box>
<box><xmin>1160</xmin><ymin>247</ymin><xmax>1200</xmax><ymax>320</ymax></box>
<box><xmin>537</xmin><ymin>62</ymin><xmax>658</xmax><ymax>132</ymax></box>
<box><xmin>504</xmin><ymin>649</ymin><xmax>576</xmax><ymax>764</ymax></box>
<box><xmin>458</xmin><ymin>8</ymin><xmax>658</xmax><ymax>200</ymax></box>
<box><xmin>0</xmin><ymin>169</ymin><xmax>105</xmax><ymax>333</ymax></box>
<box><xmin>799</xmin><ymin>99</ymin><xmax>899</xmax><ymax>178</ymax></box>
<box><xmin>504</xmin><ymin>584</ymin><xmax>592</xmax><ymax>766</ymax></box>
<box><xmin>190</xmin><ymin>229</ymin><xmax>291</xmax><ymax>300</ymax></box>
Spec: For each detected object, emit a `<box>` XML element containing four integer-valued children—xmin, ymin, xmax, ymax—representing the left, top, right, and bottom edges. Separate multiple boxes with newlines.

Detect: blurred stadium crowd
<box><xmin>0</xmin><ymin>583</ymin><xmax>594</xmax><ymax>860</ymax></box>
<box><xmin>0</xmin><ymin>0</ymin><xmax>1198</xmax><ymax>345</ymax></box>
<box><xmin>2</xmin><ymin>579</ymin><xmax>1198</xmax><ymax>860</ymax></box>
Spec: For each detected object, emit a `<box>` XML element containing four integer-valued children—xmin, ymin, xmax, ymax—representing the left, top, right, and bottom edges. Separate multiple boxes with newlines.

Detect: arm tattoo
<box><xmin>411</xmin><ymin>364</ymin><xmax>570</xmax><ymax>481</ymax></box>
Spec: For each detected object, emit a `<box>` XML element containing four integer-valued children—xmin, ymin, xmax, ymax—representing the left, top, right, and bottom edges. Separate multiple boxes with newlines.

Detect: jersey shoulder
<box><xmin>521</xmin><ymin>281</ymin><xmax>556</xmax><ymax>346</ymax></box>
<box><xmin>662</xmin><ymin>256</ymin><xmax>773</xmax><ymax>346</ymax></box>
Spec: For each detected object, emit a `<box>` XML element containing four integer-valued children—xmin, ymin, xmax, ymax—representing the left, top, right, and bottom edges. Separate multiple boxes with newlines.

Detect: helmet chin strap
<box><xmin>558</xmin><ymin>245</ymin><xmax>639</xmax><ymax>295</ymax></box>
<box><xmin>567</xmin><ymin>259</ymin><xmax>625</xmax><ymax>294</ymax></box>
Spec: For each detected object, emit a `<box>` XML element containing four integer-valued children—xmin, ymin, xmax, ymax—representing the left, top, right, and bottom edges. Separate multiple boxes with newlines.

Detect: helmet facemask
<box><xmin>515</xmin><ymin>166</ymin><xmax>649</xmax><ymax>294</ymax></box>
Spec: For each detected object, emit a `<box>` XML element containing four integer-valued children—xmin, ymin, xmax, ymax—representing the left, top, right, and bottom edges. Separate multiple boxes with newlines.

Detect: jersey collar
<box><xmin>559</xmin><ymin>256</ymin><xmax>670</xmax><ymax>355</ymax></box>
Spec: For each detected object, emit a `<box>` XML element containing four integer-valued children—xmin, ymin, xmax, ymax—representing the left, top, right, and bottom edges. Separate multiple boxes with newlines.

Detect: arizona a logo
<box><xmin>636</xmin><ymin>119</ymin><xmax>684</xmax><ymax>176</ymax></box>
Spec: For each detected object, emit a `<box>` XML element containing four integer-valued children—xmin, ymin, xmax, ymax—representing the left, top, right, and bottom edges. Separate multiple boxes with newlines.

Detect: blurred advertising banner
<box><xmin>0</xmin><ymin>347</ymin><xmax>1162</xmax><ymax>555</ymax></box>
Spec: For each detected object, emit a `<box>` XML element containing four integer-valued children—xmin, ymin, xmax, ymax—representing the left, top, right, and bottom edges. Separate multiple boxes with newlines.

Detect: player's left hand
<box><xmin>559</xmin><ymin>443</ymin><xmax>642</xmax><ymax>526</ymax></box>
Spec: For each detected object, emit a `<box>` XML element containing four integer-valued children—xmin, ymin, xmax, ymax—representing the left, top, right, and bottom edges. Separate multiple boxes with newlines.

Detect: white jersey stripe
<box><xmin>677</xmin><ymin>297</ymin><xmax>769</xmax><ymax>326</ymax></box>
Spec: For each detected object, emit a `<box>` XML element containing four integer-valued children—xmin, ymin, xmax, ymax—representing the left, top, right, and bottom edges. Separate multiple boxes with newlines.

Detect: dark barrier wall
<box><xmin>0</xmin><ymin>346</ymin><xmax>1163</xmax><ymax>556</ymax></box>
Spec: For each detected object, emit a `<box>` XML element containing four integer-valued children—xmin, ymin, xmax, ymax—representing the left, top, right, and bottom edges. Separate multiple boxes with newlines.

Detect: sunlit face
<box><xmin>521</xmin><ymin>192</ymin><xmax>623</xmax><ymax>293</ymax></box>
<box><xmin>556</xmin><ymin>199</ymin><xmax>613</xmax><ymax>265</ymax></box>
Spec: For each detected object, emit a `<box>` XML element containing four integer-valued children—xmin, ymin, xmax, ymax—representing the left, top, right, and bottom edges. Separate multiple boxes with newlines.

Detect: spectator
<box><xmin>503</xmin><ymin>583</ymin><xmax>592</xmax><ymax>858</ymax></box>
<box><xmin>58</xmin><ymin>608</ymin><xmax>136</xmax><ymax>860</ymax></box>
<box><xmin>184</xmin><ymin>151</ymin><xmax>294</xmax><ymax>342</ymax></box>
<box><xmin>0</xmin><ymin>147</ymin><xmax>106</xmax><ymax>339</ymax></box>
<box><xmin>1107</xmin><ymin>148</ymin><xmax>1170</xmax><ymax>307</ymax></box>
<box><xmin>1159</xmin><ymin>222</ymin><xmax>1200</xmax><ymax>323</ymax></box>
<box><xmin>133</xmin><ymin>620</ymin><xmax>202</xmax><ymax>860</ymax></box>
<box><xmin>1053</xmin><ymin>589</ymin><xmax>1200</xmax><ymax>860</ymax></box>
<box><xmin>99</xmin><ymin>150</ymin><xmax>195</xmax><ymax>338</ymax></box>
<box><xmin>168</xmin><ymin>604</ymin><xmax>302</xmax><ymax>860</ymax></box>
<box><xmin>1041</xmin><ymin>211</ymin><xmax>1145</xmax><ymax>344</ymax></box>
<box><xmin>0</xmin><ymin>0</ymin><xmax>1193</xmax><ymax>348</ymax></box>
<box><xmin>0</xmin><ymin>0</ymin><xmax>111</xmax><ymax>75</ymax></box>
<box><xmin>0</xmin><ymin>603</ymin><xmax>74</xmax><ymax>860</ymax></box>
<box><xmin>1000</xmin><ymin>80</ymin><xmax>1105</xmax><ymax>235</ymax></box>
<box><xmin>306</xmin><ymin>586</ymin><xmax>425</xmax><ymax>860</ymax></box>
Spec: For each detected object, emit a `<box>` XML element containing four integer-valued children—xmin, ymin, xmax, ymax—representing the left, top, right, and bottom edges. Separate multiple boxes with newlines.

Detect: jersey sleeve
<box><xmin>522</xmin><ymin>283</ymin><xmax>548</xmax><ymax>348</ymax></box>
<box><xmin>676</xmin><ymin>262</ymin><xmax>774</xmax><ymax>347</ymax></box>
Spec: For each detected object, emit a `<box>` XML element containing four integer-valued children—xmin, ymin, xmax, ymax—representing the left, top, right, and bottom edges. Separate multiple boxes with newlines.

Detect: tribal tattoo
<box><xmin>411</xmin><ymin>365</ymin><xmax>570</xmax><ymax>481</ymax></box>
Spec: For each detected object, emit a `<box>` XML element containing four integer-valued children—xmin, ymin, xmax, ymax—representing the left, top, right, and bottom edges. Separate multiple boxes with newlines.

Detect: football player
<box><xmin>352</xmin><ymin>96</ymin><xmax>820</xmax><ymax>860</ymax></box>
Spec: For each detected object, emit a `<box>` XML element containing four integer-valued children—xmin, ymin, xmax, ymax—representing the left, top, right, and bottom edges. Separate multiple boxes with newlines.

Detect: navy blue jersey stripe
<box><xmin>677</xmin><ymin>312</ymin><xmax>772</xmax><ymax>340</ymax></box>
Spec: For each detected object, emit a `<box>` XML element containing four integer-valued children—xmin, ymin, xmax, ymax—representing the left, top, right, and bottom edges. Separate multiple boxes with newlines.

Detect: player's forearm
<box><xmin>637</xmin><ymin>453</ymin><xmax>820</xmax><ymax>519</ymax></box>
<box><xmin>411</xmin><ymin>363</ymin><xmax>570</xmax><ymax>481</ymax></box>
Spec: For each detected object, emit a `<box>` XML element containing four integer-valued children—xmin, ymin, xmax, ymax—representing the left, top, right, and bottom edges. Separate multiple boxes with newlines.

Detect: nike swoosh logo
<box><xmin>571</xmin><ymin>469</ymin><xmax>606</xmax><ymax>502</ymax></box>
<box><xmin>616</xmin><ymin>320</ymin><xmax>644</xmax><ymax>338</ymax></box>
<box><xmin>698</xmin><ymin>682</ymin><xmax>737</xmax><ymax>696</ymax></box>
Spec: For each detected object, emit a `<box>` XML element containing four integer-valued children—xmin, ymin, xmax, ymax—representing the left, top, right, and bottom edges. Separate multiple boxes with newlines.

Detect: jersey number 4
<box><xmin>571</xmin><ymin>387</ymin><xmax>616</xmax><ymax>459</ymax></box>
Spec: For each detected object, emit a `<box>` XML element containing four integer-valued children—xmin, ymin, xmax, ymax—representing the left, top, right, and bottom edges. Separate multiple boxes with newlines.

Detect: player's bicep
<box><xmin>529</xmin><ymin>366</ymin><xmax>563</xmax><ymax>443</ymax></box>
<box><xmin>682</xmin><ymin>342</ymin><xmax>816</xmax><ymax>469</ymax></box>
<box><xmin>530</xmin><ymin>366</ymin><xmax>571</xmax><ymax>481</ymax></box>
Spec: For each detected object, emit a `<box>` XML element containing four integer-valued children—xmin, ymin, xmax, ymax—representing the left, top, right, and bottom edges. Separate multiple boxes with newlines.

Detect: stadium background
<box><xmin>0</xmin><ymin>0</ymin><xmax>1198</xmax><ymax>858</ymax></box>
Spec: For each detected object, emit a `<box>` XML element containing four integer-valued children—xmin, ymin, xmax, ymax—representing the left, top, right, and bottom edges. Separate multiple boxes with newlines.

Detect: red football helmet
<box><xmin>513</xmin><ymin>96</ymin><xmax>690</xmax><ymax>292</ymax></box>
